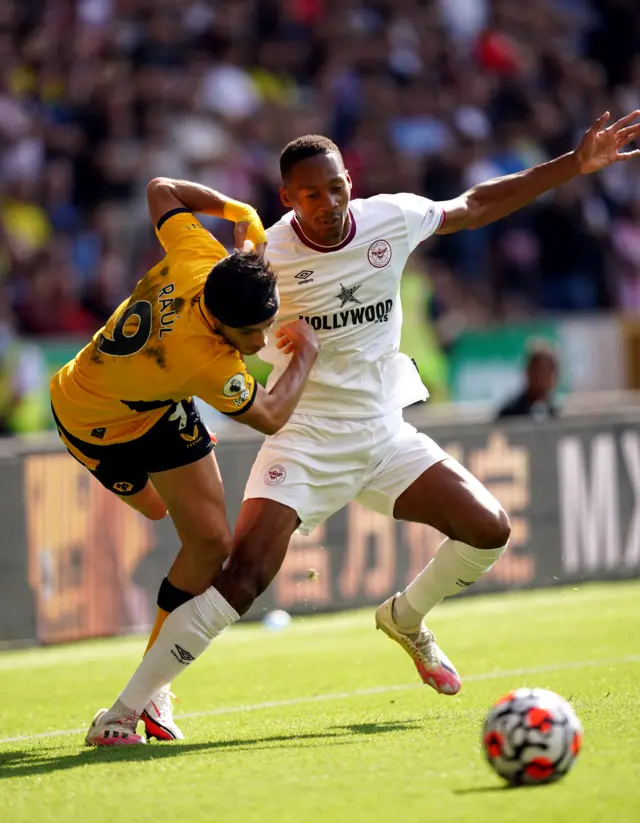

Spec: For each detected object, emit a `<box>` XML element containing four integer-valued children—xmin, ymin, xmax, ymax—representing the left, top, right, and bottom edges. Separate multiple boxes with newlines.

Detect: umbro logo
<box><xmin>171</xmin><ymin>644</ymin><xmax>195</xmax><ymax>664</ymax></box>
<box><xmin>295</xmin><ymin>270</ymin><xmax>314</xmax><ymax>285</ymax></box>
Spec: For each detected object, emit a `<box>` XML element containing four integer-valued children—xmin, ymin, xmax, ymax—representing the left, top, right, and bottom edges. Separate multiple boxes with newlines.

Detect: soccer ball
<box><xmin>482</xmin><ymin>688</ymin><xmax>583</xmax><ymax>786</ymax></box>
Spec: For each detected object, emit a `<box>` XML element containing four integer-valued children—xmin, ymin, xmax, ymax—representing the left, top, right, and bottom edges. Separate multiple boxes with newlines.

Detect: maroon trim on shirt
<box><xmin>290</xmin><ymin>210</ymin><xmax>357</xmax><ymax>252</ymax></box>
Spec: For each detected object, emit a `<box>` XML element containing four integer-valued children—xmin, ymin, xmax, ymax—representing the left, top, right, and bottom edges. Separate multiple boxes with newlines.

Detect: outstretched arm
<box><xmin>437</xmin><ymin>111</ymin><xmax>640</xmax><ymax>235</ymax></box>
<box><xmin>147</xmin><ymin>177</ymin><xmax>267</xmax><ymax>254</ymax></box>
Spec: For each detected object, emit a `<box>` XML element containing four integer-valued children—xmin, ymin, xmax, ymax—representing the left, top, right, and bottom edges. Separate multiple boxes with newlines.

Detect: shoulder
<box><xmin>265</xmin><ymin>212</ymin><xmax>314</xmax><ymax>270</ymax></box>
<box><xmin>266</xmin><ymin>213</ymin><xmax>295</xmax><ymax>243</ymax></box>
<box><xmin>183</xmin><ymin>325</ymin><xmax>241</xmax><ymax>371</ymax></box>
<box><xmin>351</xmin><ymin>194</ymin><xmax>405</xmax><ymax>216</ymax></box>
<box><xmin>497</xmin><ymin>392</ymin><xmax>527</xmax><ymax>418</ymax></box>
<box><xmin>345</xmin><ymin>196</ymin><xmax>408</xmax><ymax>239</ymax></box>
<box><xmin>352</xmin><ymin>193</ymin><xmax>439</xmax><ymax>224</ymax></box>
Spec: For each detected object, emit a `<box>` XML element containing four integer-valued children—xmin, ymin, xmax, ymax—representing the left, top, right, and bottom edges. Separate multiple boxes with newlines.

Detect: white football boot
<box><xmin>142</xmin><ymin>687</ymin><xmax>184</xmax><ymax>741</ymax></box>
<box><xmin>375</xmin><ymin>595</ymin><xmax>462</xmax><ymax>695</ymax></box>
<box><xmin>85</xmin><ymin>708</ymin><xmax>146</xmax><ymax>746</ymax></box>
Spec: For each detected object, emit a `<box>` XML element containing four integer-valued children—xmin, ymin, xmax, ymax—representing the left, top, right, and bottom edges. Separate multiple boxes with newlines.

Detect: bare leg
<box><xmin>119</xmin><ymin>481</ymin><xmax>168</xmax><ymax>521</ymax></box>
<box><xmin>393</xmin><ymin>458</ymin><xmax>510</xmax><ymax>548</ymax></box>
<box><xmin>214</xmin><ymin>498</ymin><xmax>301</xmax><ymax>615</ymax></box>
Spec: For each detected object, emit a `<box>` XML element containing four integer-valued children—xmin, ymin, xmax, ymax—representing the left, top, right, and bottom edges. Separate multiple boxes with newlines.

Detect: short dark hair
<box><xmin>279</xmin><ymin>134</ymin><xmax>344</xmax><ymax>181</ymax></box>
<box><xmin>204</xmin><ymin>251</ymin><xmax>278</xmax><ymax>328</ymax></box>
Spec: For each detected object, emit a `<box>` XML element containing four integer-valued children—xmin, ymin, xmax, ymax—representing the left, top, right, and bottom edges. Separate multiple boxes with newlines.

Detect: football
<box><xmin>482</xmin><ymin>688</ymin><xmax>583</xmax><ymax>786</ymax></box>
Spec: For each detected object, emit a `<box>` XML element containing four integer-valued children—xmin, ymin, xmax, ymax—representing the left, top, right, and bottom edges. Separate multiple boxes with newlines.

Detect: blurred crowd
<box><xmin>2</xmin><ymin>0</ymin><xmax>640</xmax><ymax>429</ymax></box>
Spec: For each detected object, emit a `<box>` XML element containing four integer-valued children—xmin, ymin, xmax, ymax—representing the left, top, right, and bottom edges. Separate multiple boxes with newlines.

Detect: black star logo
<box><xmin>336</xmin><ymin>283</ymin><xmax>362</xmax><ymax>308</ymax></box>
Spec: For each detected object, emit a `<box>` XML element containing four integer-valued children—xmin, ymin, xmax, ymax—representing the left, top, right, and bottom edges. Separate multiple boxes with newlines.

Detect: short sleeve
<box><xmin>156</xmin><ymin>208</ymin><xmax>227</xmax><ymax>260</ymax></box>
<box><xmin>187</xmin><ymin>352</ymin><xmax>258</xmax><ymax>416</ymax></box>
<box><xmin>384</xmin><ymin>193</ymin><xmax>445</xmax><ymax>250</ymax></box>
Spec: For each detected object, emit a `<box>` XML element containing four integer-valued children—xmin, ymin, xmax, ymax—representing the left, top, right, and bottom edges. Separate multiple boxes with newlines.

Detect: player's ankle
<box><xmin>391</xmin><ymin>594</ymin><xmax>423</xmax><ymax>633</ymax></box>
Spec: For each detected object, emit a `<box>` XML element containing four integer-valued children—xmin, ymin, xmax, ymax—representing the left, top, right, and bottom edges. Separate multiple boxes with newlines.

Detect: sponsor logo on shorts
<box><xmin>169</xmin><ymin>402</ymin><xmax>188</xmax><ymax>430</ymax></box>
<box><xmin>368</xmin><ymin>239</ymin><xmax>392</xmax><ymax>268</ymax></box>
<box><xmin>223</xmin><ymin>373</ymin><xmax>248</xmax><ymax>397</ymax></box>
<box><xmin>264</xmin><ymin>464</ymin><xmax>286</xmax><ymax>486</ymax></box>
<box><xmin>113</xmin><ymin>481</ymin><xmax>134</xmax><ymax>493</ymax></box>
<box><xmin>180</xmin><ymin>425</ymin><xmax>202</xmax><ymax>445</ymax></box>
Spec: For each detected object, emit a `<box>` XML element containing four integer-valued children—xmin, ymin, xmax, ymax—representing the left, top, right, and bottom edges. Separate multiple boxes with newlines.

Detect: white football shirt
<box><xmin>262</xmin><ymin>193</ymin><xmax>444</xmax><ymax>418</ymax></box>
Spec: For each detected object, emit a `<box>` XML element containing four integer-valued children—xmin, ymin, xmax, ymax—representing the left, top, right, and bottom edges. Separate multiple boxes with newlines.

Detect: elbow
<box><xmin>262</xmin><ymin>416</ymin><xmax>286</xmax><ymax>435</ymax></box>
<box><xmin>262</xmin><ymin>407</ymin><xmax>294</xmax><ymax>435</ymax></box>
<box><xmin>147</xmin><ymin>177</ymin><xmax>172</xmax><ymax>196</ymax></box>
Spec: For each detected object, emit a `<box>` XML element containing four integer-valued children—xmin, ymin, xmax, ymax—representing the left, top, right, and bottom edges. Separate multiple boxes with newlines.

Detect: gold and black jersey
<box><xmin>50</xmin><ymin>210</ymin><xmax>256</xmax><ymax>445</ymax></box>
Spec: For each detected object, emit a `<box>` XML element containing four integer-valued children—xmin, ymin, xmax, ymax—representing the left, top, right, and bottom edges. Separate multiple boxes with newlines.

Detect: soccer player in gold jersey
<box><xmin>51</xmin><ymin>177</ymin><xmax>318</xmax><ymax>744</ymax></box>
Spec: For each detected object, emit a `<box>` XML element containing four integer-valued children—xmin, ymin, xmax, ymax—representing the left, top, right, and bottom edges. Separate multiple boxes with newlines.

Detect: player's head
<box><xmin>204</xmin><ymin>251</ymin><xmax>278</xmax><ymax>355</ymax></box>
<box><xmin>279</xmin><ymin>134</ymin><xmax>352</xmax><ymax>246</ymax></box>
<box><xmin>525</xmin><ymin>341</ymin><xmax>559</xmax><ymax>399</ymax></box>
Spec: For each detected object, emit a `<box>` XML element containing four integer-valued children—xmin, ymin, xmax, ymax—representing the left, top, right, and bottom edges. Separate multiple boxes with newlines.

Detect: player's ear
<box><xmin>280</xmin><ymin>186</ymin><xmax>291</xmax><ymax>209</ymax></box>
<box><xmin>345</xmin><ymin>170</ymin><xmax>352</xmax><ymax>189</ymax></box>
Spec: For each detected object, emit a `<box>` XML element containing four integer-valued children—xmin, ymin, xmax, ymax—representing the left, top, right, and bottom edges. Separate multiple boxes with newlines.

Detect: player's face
<box><xmin>281</xmin><ymin>152</ymin><xmax>352</xmax><ymax>245</ymax></box>
<box><xmin>218</xmin><ymin>317</ymin><xmax>276</xmax><ymax>355</ymax></box>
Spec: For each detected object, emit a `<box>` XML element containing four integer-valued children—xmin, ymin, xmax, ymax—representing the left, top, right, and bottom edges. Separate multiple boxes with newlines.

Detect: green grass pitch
<box><xmin>1</xmin><ymin>581</ymin><xmax>639</xmax><ymax>823</ymax></box>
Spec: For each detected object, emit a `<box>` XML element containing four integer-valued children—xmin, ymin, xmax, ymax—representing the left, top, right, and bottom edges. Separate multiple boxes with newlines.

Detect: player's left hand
<box><xmin>275</xmin><ymin>319</ymin><xmax>319</xmax><ymax>358</ymax></box>
<box><xmin>576</xmin><ymin>110</ymin><xmax>640</xmax><ymax>174</ymax></box>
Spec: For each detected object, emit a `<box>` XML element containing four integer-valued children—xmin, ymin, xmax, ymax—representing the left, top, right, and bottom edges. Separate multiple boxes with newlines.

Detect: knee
<box><xmin>189</xmin><ymin>530</ymin><xmax>233</xmax><ymax>568</ymax></box>
<box><xmin>468</xmin><ymin>506</ymin><xmax>511</xmax><ymax>550</ymax></box>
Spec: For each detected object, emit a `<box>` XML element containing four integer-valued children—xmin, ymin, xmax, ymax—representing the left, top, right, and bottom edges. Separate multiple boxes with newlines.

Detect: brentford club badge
<box><xmin>367</xmin><ymin>240</ymin><xmax>392</xmax><ymax>268</ymax></box>
<box><xmin>264</xmin><ymin>464</ymin><xmax>286</xmax><ymax>486</ymax></box>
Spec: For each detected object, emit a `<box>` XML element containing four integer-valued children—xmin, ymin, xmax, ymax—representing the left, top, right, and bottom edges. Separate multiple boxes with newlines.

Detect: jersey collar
<box><xmin>290</xmin><ymin>210</ymin><xmax>356</xmax><ymax>252</ymax></box>
<box><xmin>197</xmin><ymin>292</ymin><xmax>217</xmax><ymax>334</ymax></box>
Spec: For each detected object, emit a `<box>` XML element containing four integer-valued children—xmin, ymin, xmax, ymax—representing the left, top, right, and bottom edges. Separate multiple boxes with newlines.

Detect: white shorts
<box><xmin>243</xmin><ymin>410</ymin><xmax>449</xmax><ymax>535</ymax></box>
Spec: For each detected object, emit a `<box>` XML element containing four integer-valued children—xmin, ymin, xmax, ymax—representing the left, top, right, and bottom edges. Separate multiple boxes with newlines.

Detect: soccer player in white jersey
<box><xmin>86</xmin><ymin>110</ymin><xmax>640</xmax><ymax>745</ymax></box>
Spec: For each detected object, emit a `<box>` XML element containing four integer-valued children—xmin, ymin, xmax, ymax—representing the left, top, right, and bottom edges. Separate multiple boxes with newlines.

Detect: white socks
<box><xmin>115</xmin><ymin>586</ymin><xmax>239</xmax><ymax>716</ymax></box>
<box><xmin>392</xmin><ymin>539</ymin><xmax>507</xmax><ymax>631</ymax></box>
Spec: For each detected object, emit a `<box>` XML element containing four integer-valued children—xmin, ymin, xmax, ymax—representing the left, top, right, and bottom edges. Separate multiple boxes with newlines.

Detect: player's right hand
<box><xmin>275</xmin><ymin>319</ymin><xmax>319</xmax><ymax>358</ymax></box>
<box><xmin>223</xmin><ymin>200</ymin><xmax>268</xmax><ymax>258</ymax></box>
<box><xmin>234</xmin><ymin>219</ymin><xmax>267</xmax><ymax>258</ymax></box>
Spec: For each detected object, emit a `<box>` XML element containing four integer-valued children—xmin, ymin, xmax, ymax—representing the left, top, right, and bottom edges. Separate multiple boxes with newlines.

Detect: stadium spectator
<box><xmin>496</xmin><ymin>341</ymin><xmax>561</xmax><ymax>421</ymax></box>
<box><xmin>1</xmin><ymin>0</ymin><xmax>640</xmax><ymax>418</ymax></box>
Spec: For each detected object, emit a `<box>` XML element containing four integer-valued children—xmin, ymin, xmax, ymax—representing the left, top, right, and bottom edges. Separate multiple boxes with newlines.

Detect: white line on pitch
<box><xmin>1</xmin><ymin>654</ymin><xmax>638</xmax><ymax>747</ymax></box>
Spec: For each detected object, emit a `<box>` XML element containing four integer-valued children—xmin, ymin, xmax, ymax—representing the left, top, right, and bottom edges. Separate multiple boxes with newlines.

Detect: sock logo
<box><xmin>171</xmin><ymin>644</ymin><xmax>195</xmax><ymax>664</ymax></box>
<box><xmin>456</xmin><ymin>579</ymin><xmax>474</xmax><ymax>588</ymax></box>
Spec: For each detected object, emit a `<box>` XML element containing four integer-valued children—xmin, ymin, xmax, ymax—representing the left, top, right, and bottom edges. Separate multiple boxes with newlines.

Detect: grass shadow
<box><xmin>453</xmin><ymin>785</ymin><xmax>512</xmax><ymax>795</ymax></box>
<box><xmin>454</xmin><ymin>782</ymin><xmax>554</xmax><ymax>794</ymax></box>
<box><xmin>1</xmin><ymin>719</ymin><xmax>420</xmax><ymax>780</ymax></box>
